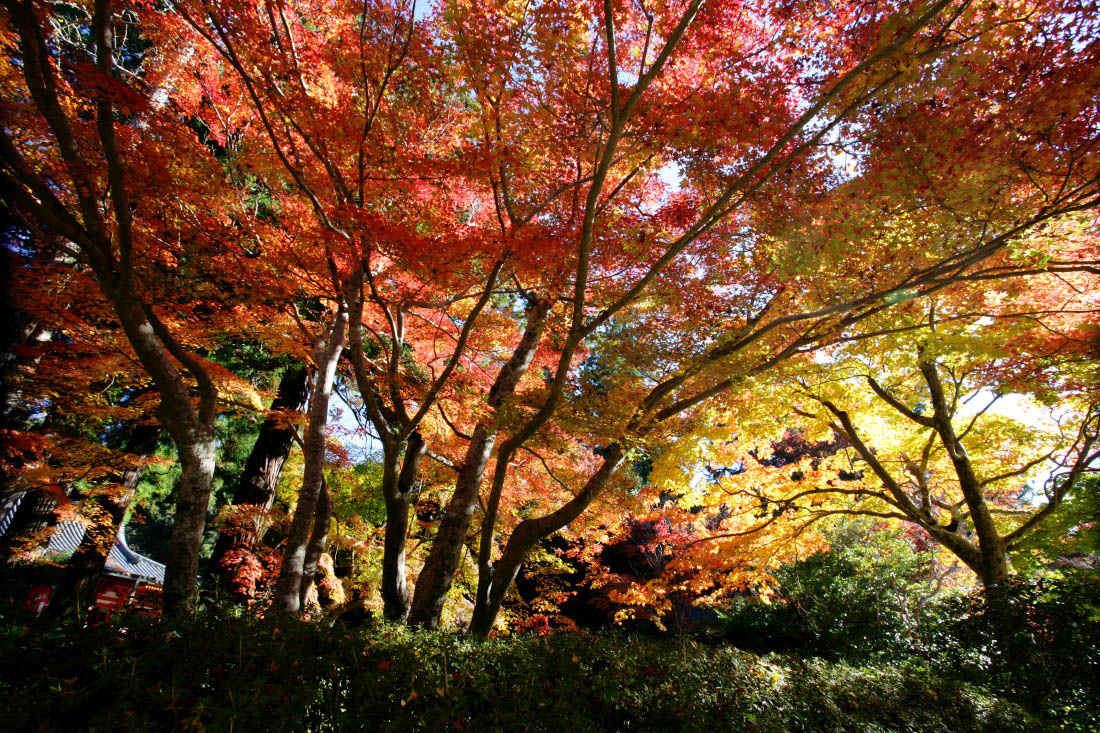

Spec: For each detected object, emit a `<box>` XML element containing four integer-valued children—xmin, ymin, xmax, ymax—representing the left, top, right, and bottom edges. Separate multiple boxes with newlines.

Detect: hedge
<box><xmin>0</xmin><ymin>610</ymin><xmax>1034</xmax><ymax>732</ymax></box>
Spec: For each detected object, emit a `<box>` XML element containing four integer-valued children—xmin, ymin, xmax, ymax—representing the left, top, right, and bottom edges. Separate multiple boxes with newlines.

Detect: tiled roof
<box><xmin>46</xmin><ymin>522</ymin><xmax>166</xmax><ymax>585</ymax></box>
<box><xmin>0</xmin><ymin>491</ymin><xmax>24</xmax><ymax>537</ymax></box>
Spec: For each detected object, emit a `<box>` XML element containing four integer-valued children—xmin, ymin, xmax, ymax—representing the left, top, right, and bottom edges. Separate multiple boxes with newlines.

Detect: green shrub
<box><xmin>702</xmin><ymin>521</ymin><xmax>1100</xmax><ymax>730</ymax></box>
<box><xmin>0</xmin><ymin>606</ymin><xmax>1035</xmax><ymax>732</ymax></box>
<box><xmin>922</xmin><ymin>573</ymin><xmax>1100</xmax><ymax>732</ymax></box>
<box><xmin>708</xmin><ymin>522</ymin><xmax>935</xmax><ymax>660</ymax></box>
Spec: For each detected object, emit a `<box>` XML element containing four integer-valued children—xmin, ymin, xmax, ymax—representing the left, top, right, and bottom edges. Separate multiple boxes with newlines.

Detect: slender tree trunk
<box><xmin>207</xmin><ymin>365</ymin><xmax>308</xmax><ymax>598</ymax></box>
<box><xmin>918</xmin><ymin>360</ymin><xmax>1009</xmax><ymax>587</ymax></box>
<box><xmin>46</xmin><ymin>422</ymin><xmax>160</xmax><ymax>616</ymax></box>
<box><xmin>299</xmin><ymin>479</ymin><xmax>333</xmax><ymax>610</ymax></box>
<box><xmin>468</xmin><ymin>445</ymin><xmax>625</xmax><ymax>637</ymax></box>
<box><xmin>381</xmin><ymin>431</ymin><xmax>426</xmax><ymax>621</ymax></box>
<box><xmin>472</xmin><ymin>445</ymin><xmax>514</xmax><ymax>624</ymax></box>
<box><xmin>407</xmin><ymin>425</ymin><xmax>494</xmax><ymax>628</ymax></box>
<box><xmin>408</xmin><ymin>299</ymin><xmax>550</xmax><ymax>628</ymax></box>
<box><xmin>271</xmin><ymin>305</ymin><xmax>349</xmax><ymax>616</ymax></box>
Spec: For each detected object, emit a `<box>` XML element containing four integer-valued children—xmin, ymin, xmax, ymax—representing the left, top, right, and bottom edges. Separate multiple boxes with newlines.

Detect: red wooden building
<box><xmin>35</xmin><ymin>521</ymin><xmax>164</xmax><ymax>614</ymax></box>
<box><xmin>1</xmin><ymin>489</ymin><xmax>165</xmax><ymax>616</ymax></box>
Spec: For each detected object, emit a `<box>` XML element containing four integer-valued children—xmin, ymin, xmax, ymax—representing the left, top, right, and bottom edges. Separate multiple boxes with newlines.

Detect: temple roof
<box><xmin>46</xmin><ymin>522</ymin><xmax>166</xmax><ymax>585</ymax></box>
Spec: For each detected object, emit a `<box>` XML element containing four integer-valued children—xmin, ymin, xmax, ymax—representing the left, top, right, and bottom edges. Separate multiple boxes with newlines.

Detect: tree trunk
<box><xmin>46</xmin><ymin>422</ymin><xmax>160</xmax><ymax>617</ymax></box>
<box><xmin>468</xmin><ymin>445</ymin><xmax>625</xmax><ymax>637</ymax></box>
<box><xmin>381</xmin><ymin>431</ymin><xmax>426</xmax><ymax>621</ymax></box>
<box><xmin>918</xmin><ymin>360</ymin><xmax>1009</xmax><ymax>587</ymax></box>
<box><xmin>299</xmin><ymin>479</ymin><xmax>333</xmax><ymax>610</ymax></box>
<box><xmin>472</xmin><ymin>447</ymin><xmax>513</xmax><ymax>625</ymax></box>
<box><xmin>407</xmin><ymin>425</ymin><xmax>494</xmax><ymax>628</ymax></box>
<box><xmin>112</xmin><ymin>294</ymin><xmax>219</xmax><ymax>618</ymax></box>
<box><xmin>408</xmin><ymin>299</ymin><xmax>550</xmax><ymax>628</ymax></box>
<box><xmin>161</xmin><ymin>429</ymin><xmax>217</xmax><ymax>615</ymax></box>
<box><xmin>979</xmin><ymin>546</ymin><xmax>1010</xmax><ymax>588</ymax></box>
<box><xmin>207</xmin><ymin>365</ymin><xmax>308</xmax><ymax>599</ymax></box>
<box><xmin>271</xmin><ymin>305</ymin><xmax>349</xmax><ymax>616</ymax></box>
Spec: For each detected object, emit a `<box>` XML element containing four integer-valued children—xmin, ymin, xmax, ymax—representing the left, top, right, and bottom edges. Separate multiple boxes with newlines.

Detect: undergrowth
<box><xmin>0</xmin><ymin>608</ymin><xmax>1035</xmax><ymax>732</ymax></box>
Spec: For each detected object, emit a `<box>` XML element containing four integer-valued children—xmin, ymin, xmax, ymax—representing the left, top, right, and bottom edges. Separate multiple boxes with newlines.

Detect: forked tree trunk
<box><xmin>345</xmin><ymin>288</ymin><xmax>432</xmax><ymax>621</ymax></box>
<box><xmin>271</xmin><ymin>305</ymin><xmax>349</xmax><ymax>616</ymax></box>
<box><xmin>408</xmin><ymin>300</ymin><xmax>550</xmax><ymax>628</ymax></box>
<box><xmin>380</xmin><ymin>431</ymin><xmax>426</xmax><ymax>621</ymax></box>
<box><xmin>468</xmin><ymin>446</ymin><xmax>624</xmax><ymax>637</ymax></box>
<box><xmin>918</xmin><ymin>360</ymin><xmax>1010</xmax><ymax>588</ymax></box>
<box><xmin>207</xmin><ymin>365</ymin><xmax>309</xmax><ymax>599</ymax></box>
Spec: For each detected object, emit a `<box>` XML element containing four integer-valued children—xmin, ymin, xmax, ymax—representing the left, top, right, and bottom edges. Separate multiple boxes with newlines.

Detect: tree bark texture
<box><xmin>162</xmin><ymin>430</ymin><xmax>217</xmax><ymax>614</ymax></box>
<box><xmin>271</xmin><ymin>306</ymin><xmax>349</xmax><ymax>616</ymax></box>
<box><xmin>207</xmin><ymin>365</ymin><xmax>309</xmax><ymax>599</ymax></box>
<box><xmin>408</xmin><ymin>299</ymin><xmax>550</xmax><ymax>628</ymax></box>
<box><xmin>298</xmin><ymin>478</ymin><xmax>333</xmax><ymax>610</ymax></box>
<box><xmin>381</xmin><ymin>431</ymin><xmax>426</xmax><ymax>621</ymax></box>
<box><xmin>918</xmin><ymin>360</ymin><xmax>1009</xmax><ymax>586</ymax></box>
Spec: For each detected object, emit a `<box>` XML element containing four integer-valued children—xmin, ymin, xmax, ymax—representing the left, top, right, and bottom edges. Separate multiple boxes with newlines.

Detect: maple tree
<box><xmin>170</xmin><ymin>0</ymin><xmax>517</xmax><ymax>618</ymax></box>
<box><xmin>0</xmin><ymin>0</ymin><xmax>289</xmax><ymax>613</ymax></box>
<box><xmin>808</xmin><ymin>360</ymin><xmax>1097</xmax><ymax>588</ymax></box>
<box><xmin>418</xmin><ymin>0</ymin><xmax>1100</xmax><ymax>634</ymax></box>
<box><xmin>2</xmin><ymin>0</ymin><xmax>1098</xmax><ymax>635</ymax></box>
<box><xmin>707</xmin><ymin>267</ymin><xmax>1100</xmax><ymax>590</ymax></box>
<box><xmin>623</xmin><ymin>227</ymin><xmax>1099</xmax><ymax>606</ymax></box>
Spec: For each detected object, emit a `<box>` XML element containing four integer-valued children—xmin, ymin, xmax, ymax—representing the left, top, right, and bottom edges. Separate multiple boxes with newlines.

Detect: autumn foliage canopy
<box><xmin>0</xmin><ymin>0</ymin><xmax>1097</xmax><ymax>633</ymax></box>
